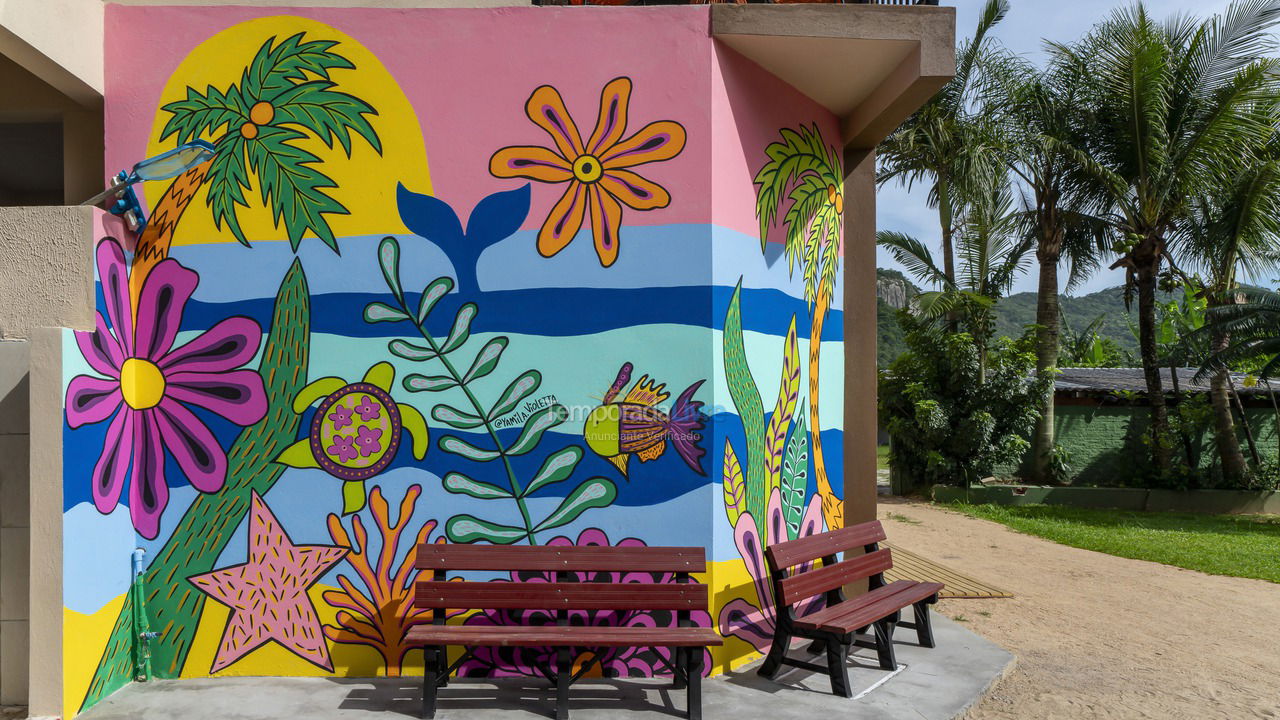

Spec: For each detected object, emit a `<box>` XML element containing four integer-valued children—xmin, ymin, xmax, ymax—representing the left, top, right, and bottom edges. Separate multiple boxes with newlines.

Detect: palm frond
<box><xmin>877</xmin><ymin>231</ymin><xmax>949</xmax><ymax>289</ymax></box>
<box><xmin>158</xmin><ymin>32</ymin><xmax>382</xmax><ymax>252</ymax></box>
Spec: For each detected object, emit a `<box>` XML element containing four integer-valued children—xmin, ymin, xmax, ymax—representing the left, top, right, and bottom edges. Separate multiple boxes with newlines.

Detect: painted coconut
<box><xmin>277</xmin><ymin>362</ymin><xmax>428</xmax><ymax>513</ymax></box>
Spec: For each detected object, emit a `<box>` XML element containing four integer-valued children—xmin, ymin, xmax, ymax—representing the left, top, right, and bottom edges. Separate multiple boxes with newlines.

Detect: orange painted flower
<box><xmin>490</xmin><ymin>77</ymin><xmax>687</xmax><ymax>267</ymax></box>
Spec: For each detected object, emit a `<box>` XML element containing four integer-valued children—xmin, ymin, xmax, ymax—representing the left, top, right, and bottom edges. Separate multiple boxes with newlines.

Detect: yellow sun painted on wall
<box><xmin>142</xmin><ymin>15</ymin><xmax>431</xmax><ymax>249</ymax></box>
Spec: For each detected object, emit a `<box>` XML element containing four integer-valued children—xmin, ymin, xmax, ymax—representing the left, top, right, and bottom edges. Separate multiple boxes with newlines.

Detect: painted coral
<box><xmin>65</xmin><ymin>237</ymin><xmax>267</xmax><ymax>539</ymax></box>
<box><xmin>324</xmin><ymin>484</ymin><xmax>455</xmax><ymax>676</ymax></box>
<box><xmin>490</xmin><ymin>76</ymin><xmax>687</xmax><ymax>267</ymax></box>
<box><xmin>276</xmin><ymin>361</ymin><xmax>429</xmax><ymax>514</ymax></box>
<box><xmin>719</xmin><ymin>490</ymin><xmax>825</xmax><ymax>653</ymax></box>
<box><xmin>460</xmin><ymin>528</ymin><xmax>712</xmax><ymax>678</ymax></box>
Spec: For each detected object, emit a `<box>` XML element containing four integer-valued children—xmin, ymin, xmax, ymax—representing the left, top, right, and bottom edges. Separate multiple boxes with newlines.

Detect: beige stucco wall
<box><xmin>0</xmin><ymin>206</ymin><xmax>97</xmax><ymax>341</ymax></box>
<box><xmin>111</xmin><ymin>0</ymin><xmax>529</xmax><ymax>6</ymax></box>
<box><xmin>0</xmin><ymin>206</ymin><xmax>94</xmax><ymax>712</ymax></box>
<box><xmin>0</xmin><ymin>339</ymin><xmax>30</xmax><ymax>706</ymax></box>
<box><xmin>0</xmin><ymin>0</ymin><xmax>103</xmax><ymax>103</ymax></box>
<box><xmin>26</xmin><ymin>328</ymin><xmax>63</xmax><ymax>719</ymax></box>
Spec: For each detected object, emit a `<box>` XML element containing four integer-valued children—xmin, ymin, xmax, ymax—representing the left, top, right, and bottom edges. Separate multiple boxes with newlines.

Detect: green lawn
<box><xmin>876</xmin><ymin>445</ymin><xmax>891</xmax><ymax>471</ymax></box>
<box><xmin>945</xmin><ymin>503</ymin><xmax>1280</xmax><ymax>583</ymax></box>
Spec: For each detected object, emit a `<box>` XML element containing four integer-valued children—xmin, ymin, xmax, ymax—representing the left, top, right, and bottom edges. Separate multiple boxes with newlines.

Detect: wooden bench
<box><xmin>408</xmin><ymin>544</ymin><xmax>723</xmax><ymax>720</ymax></box>
<box><xmin>758</xmin><ymin>521</ymin><xmax>943</xmax><ymax>697</ymax></box>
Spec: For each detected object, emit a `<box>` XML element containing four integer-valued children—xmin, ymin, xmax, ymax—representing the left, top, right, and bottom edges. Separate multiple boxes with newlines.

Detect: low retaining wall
<box><xmin>930</xmin><ymin>485</ymin><xmax>1280</xmax><ymax>515</ymax></box>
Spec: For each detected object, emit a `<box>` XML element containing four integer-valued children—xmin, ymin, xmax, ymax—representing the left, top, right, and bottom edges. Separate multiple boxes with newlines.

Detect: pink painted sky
<box><xmin>106</xmin><ymin>6</ymin><xmax>705</xmax><ymax>229</ymax></box>
<box><xmin>105</xmin><ymin>5</ymin><xmax>837</xmax><ymax>242</ymax></box>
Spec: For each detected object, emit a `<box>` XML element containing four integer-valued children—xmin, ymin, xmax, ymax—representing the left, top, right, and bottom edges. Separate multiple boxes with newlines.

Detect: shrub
<box><xmin>880</xmin><ymin>315</ymin><xmax>1051</xmax><ymax>489</ymax></box>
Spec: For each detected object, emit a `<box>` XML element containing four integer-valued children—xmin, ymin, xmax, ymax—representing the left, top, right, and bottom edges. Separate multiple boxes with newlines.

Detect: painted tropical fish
<box><xmin>583</xmin><ymin>363</ymin><xmax>707</xmax><ymax>478</ymax></box>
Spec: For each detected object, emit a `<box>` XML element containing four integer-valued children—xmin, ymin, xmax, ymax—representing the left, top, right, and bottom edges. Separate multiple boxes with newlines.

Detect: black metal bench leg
<box><xmin>913</xmin><ymin>601</ymin><xmax>936</xmax><ymax>648</ymax></box>
<box><xmin>873</xmin><ymin>620</ymin><xmax>897</xmax><ymax>671</ymax></box>
<box><xmin>673</xmin><ymin>647</ymin><xmax>687</xmax><ymax>690</ymax></box>
<box><xmin>758</xmin><ymin>629</ymin><xmax>789</xmax><ymax>679</ymax></box>
<box><xmin>422</xmin><ymin>646</ymin><xmax>439</xmax><ymax>719</ymax></box>
<box><xmin>555</xmin><ymin>647</ymin><xmax>571</xmax><ymax>720</ymax></box>
<box><xmin>826</xmin><ymin>638</ymin><xmax>852</xmax><ymax>698</ymax></box>
<box><xmin>686</xmin><ymin>648</ymin><xmax>704</xmax><ymax>720</ymax></box>
<box><xmin>806</xmin><ymin>638</ymin><xmax>828</xmax><ymax>655</ymax></box>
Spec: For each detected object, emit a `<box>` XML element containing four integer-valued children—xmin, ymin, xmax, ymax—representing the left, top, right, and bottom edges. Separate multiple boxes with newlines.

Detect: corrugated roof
<box><xmin>1053</xmin><ymin>367</ymin><xmax>1276</xmax><ymax>395</ymax></box>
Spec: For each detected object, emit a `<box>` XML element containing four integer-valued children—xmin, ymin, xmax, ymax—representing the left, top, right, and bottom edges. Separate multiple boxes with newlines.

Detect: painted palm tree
<box><xmin>1051</xmin><ymin>0</ymin><xmax>1280</xmax><ymax>475</ymax></box>
<box><xmin>878</xmin><ymin>184</ymin><xmax>1034</xmax><ymax>380</ymax></box>
<box><xmin>81</xmin><ymin>33</ymin><xmax>381</xmax><ymax>709</ymax></box>
<box><xmin>133</xmin><ymin>32</ymin><xmax>381</xmax><ymax>302</ymax></box>
<box><xmin>877</xmin><ymin>0</ymin><xmax>1009</xmax><ymax>296</ymax></box>
<box><xmin>754</xmin><ymin>124</ymin><xmax>843</xmax><ymax>530</ymax></box>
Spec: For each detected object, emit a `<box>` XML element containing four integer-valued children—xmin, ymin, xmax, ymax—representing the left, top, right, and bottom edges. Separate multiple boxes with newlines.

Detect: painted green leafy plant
<box><xmin>368</xmin><ymin>237</ymin><xmax>615</xmax><ymax>545</ymax></box>
<box><xmin>722</xmin><ymin>281</ymin><xmax>808</xmax><ymax>546</ymax></box>
<box><xmin>159</xmin><ymin>32</ymin><xmax>382</xmax><ymax>250</ymax></box>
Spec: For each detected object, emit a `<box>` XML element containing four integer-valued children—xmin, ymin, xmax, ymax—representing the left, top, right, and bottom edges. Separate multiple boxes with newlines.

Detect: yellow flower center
<box><xmin>120</xmin><ymin>358</ymin><xmax>166</xmax><ymax>410</ymax></box>
<box><xmin>572</xmin><ymin>154</ymin><xmax>604</xmax><ymax>184</ymax></box>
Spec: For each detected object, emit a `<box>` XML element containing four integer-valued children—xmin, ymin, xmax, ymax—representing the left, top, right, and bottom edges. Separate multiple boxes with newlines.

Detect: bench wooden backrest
<box><xmin>413</xmin><ymin>544</ymin><xmax>708</xmax><ymax>612</ymax></box>
<box><xmin>415</xmin><ymin>544</ymin><xmax>706</xmax><ymax>573</ymax></box>
<box><xmin>764</xmin><ymin>521</ymin><xmax>891</xmax><ymax>607</ymax></box>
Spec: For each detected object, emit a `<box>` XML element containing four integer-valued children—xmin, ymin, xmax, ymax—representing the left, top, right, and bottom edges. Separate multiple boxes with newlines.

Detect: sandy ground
<box><xmin>877</xmin><ymin>497</ymin><xmax>1280</xmax><ymax>720</ymax></box>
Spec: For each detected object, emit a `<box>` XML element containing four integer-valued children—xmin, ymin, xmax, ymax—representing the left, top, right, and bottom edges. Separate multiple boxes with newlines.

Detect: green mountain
<box><xmin>993</xmin><ymin>285</ymin><xmax>1144</xmax><ymax>355</ymax></box>
<box><xmin>876</xmin><ymin>268</ymin><xmax>1156</xmax><ymax>367</ymax></box>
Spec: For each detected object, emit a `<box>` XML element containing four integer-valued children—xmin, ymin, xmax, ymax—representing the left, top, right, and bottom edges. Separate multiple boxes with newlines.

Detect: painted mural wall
<box><xmin>61</xmin><ymin>5</ymin><xmax>844</xmax><ymax>717</ymax></box>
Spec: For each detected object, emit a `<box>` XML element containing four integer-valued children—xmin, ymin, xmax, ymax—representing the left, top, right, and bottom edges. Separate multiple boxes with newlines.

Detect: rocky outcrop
<box><xmin>876</xmin><ymin>270</ymin><xmax>914</xmax><ymax>310</ymax></box>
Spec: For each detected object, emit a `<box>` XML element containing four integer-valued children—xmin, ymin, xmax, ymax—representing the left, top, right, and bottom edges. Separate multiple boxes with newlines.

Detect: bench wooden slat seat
<box><xmin>792</xmin><ymin>580</ymin><xmax>944</xmax><ymax>634</ymax></box>
<box><xmin>407</xmin><ymin>625</ymin><xmax>725</xmax><ymax>648</ymax></box>
<box><xmin>411</xmin><ymin>543</ymin><xmax>722</xmax><ymax>720</ymax></box>
<box><xmin>759</xmin><ymin>521</ymin><xmax>943</xmax><ymax>697</ymax></box>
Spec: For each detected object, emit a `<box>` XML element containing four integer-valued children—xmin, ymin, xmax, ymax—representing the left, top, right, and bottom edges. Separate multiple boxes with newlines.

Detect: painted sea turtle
<box><xmin>276</xmin><ymin>362</ymin><xmax>428</xmax><ymax>513</ymax></box>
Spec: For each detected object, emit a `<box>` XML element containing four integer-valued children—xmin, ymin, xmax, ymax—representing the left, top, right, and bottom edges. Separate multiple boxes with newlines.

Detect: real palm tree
<box><xmin>878</xmin><ymin>183</ymin><xmax>1034</xmax><ymax>380</ymax></box>
<box><xmin>1184</xmin><ymin>147</ymin><xmax>1280</xmax><ymax>480</ymax></box>
<box><xmin>878</xmin><ymin>0</ymin><xmax>1009</xmax><ymax>298</ymax></box>
<box><xmin>754</xmin><ymin>124</ymin><xmax>844</xmax><ymax>531</ymax></box>
<box><xmin>1205</xmin><ymin>287</ymin><xmax>1280</xmax><ymax>380</ymax></box>
<box><xmin>987</xmin><ymin>53</ymin><xmax>1111</xmax><ymax>483</ymax></box>
<box><xmin>133</xmin><ymin>32</ymin><xmax>381</xmax><ymax>307</ymax></box>
<box><xmin>1049</xmin><ymin>0</ymin><xmax>1280</xmax><ymax>476</ymax></box>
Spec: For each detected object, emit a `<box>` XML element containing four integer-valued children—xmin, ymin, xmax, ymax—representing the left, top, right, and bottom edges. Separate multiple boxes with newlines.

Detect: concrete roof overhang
<box><xmin>712</xmin><ymin>3</ymin><xmax>956</xmax><ymax>151</ymax></box>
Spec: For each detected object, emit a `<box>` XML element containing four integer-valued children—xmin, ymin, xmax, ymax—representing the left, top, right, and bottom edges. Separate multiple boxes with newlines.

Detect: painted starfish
<box><xmin>188</xmin><ymin>491</ymin><xmax>347</xmax><ymax>672</ymax></box>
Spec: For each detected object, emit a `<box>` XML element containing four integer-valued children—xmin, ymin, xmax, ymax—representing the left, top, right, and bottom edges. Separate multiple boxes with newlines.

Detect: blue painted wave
<box><xmin>169</xmin><ymin>285</ymin><xmax>844</xmax><ymax>341</ymax></box>
<box><xmin>61</xmin><ymin>408</ymin><xmax>845</xmax><ymax>514</ymax></box>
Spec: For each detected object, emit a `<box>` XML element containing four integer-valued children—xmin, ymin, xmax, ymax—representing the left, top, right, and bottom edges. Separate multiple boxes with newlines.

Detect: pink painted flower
<box><xmin>354</xmin><ymin>394</ymin><xmax>381</xmax><ymax>422</ymax></box>
<box><xmin>65</xmin><ymin>238</ymin><xmax>267</xmax><ymax>539</ymax></box>
<box><xmin>327</xmin><ymin>435</ymin><xmax>359</xmax><ymax>463</ymax></box>
<box><xmin>461</xmin><ymin>528</ymin><xmax>713</xmax><ymax>679</ymax></box>
<box><xmin>329</xmin><ymin>405</ymin><xmax>353</xmax><ymax>431</ymax></box>
<box><xmin>718</xmin><ymin>490</ymin><xmax>825</xmax><ymax>652</ymax></box>
<box><xmin>354</xmin><ymin>425</ymin><xmax>382</xmax><ymax>457</ymax></box>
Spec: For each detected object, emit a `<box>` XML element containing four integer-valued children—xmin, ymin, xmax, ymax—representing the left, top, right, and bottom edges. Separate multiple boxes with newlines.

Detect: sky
<box><xmin>876</xmin><ymin>0</ymin><xmax>1238</xmax><ymax>296</ymax></box>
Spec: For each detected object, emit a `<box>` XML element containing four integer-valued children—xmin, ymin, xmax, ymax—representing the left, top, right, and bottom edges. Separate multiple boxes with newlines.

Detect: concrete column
<box><xmin>842</xmin><ymin>147</ymin><xmax>877</xmax><ymax>527</ymax></box>
<box><xmin>0</xmin><ymin>340</ymin><xmax>30</xmax><ymax>707</ymax></box>
<box><xmin>27</xmin><ymin>328</ymin><xmax>63</xmax><ymax>719</ymax></box>
<box><xmin>62</xmin><ymin>107</ymin><xmax>105</xmax><ymax>206</ymax></box>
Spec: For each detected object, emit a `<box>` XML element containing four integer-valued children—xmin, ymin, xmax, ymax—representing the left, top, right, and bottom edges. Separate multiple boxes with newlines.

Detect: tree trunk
<box><xmin>1030</xmin><ymin>246</ymin><xmax>1061</xmax><ymax>483</ymax></box>
<box><xmin>1208</xmin><ymin>315</ymin><xmax>1247</xmax><ymax>482</ymax></box>
<box><xmin>1135</xmin><ymin>260</ymin><xmax>1172</xmax><ymax>475</ymax></box>
<box><xmin>1227</xmin><ymin>372</ymin><xmax>1261</xmax><ymax>466</ymax></box>
<box><xmin>809</xmin><ymin>284</ymin><xmax>842</xmax><ymax>531</ymax></box>
<box><xmin>938</xmin><ymin>178</ymin><xmax>958</xmax><ymax>332</ymax></box>
<box><xmin>129</xmin><ymin>162</ymin><xmax>213</xmax><ymax>314</ymax></box>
